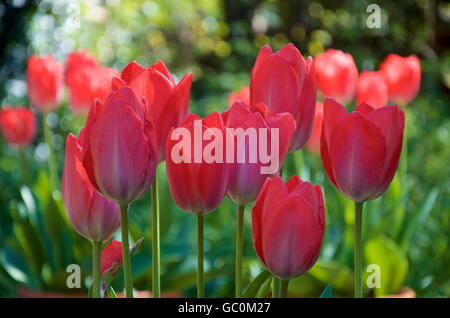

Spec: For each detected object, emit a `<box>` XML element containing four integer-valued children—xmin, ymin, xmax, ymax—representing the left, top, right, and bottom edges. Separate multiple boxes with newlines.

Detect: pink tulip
<box><xmin>252</xmin><ymin>174</ymin><xmax>325</xmax><ymax>279</ymax></box>
<box><xmin>250</xmin><ymin>43</ymin><xmax>316</xmax><ymax>152</ymax></box>
<box><xmin>62</xmin><ymin>134</ymin><xmax>120</xmax><ymax>242</ymax></box>
<box><xmin>79</xmin><ymin>86</ymin><xmax>158</xmax><ymax>206</ymax></box>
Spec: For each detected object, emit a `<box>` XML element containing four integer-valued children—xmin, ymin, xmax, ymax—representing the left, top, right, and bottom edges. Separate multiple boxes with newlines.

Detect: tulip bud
<box><xmin>112</xmin><ymin>60</ymin><xmax>192</xmax><ymax>162</ymax></box>
<box><xmin>315</xmin><ymin>49</ymin><xmax>358</xmax><ymax>105</ymax></box>
<box><xmin>66</xmin><ymin>52</ymin><xmax>119</xmax><ymax>115</ymax></box>
<box><xmin>165</xmin><ymin>112</ymin><xmax>231</xmax><ymax>215</ymax></box>
<box><xmin>356</xmin><ymin>71</ymin><xmax>388</xmax><ymax>109</ymax></box>
<box><xmin>62</xmin><ymin>134</ymin><xmax>120</xmax><ymax>242</ymax></box>
<box><xmin>320</xmin><ymin>98</ymin><xmax>405</xmax><ymax>202</ymax></box>
<box><xmin>79</xmin><ymin>86</ymin><xmax>158</xmax><ymax>206</ymax></box>
<box><xmin>380</xmin><ymin>54</ymin><xmax>421</xmax><ymax>106</ymax></box>
<box><xmin>228</xmin><ymin>86</ymin><xmax>250</xmax><ymax>108</ymax></box>
<box><xmin>222</xmin><ymin>102</ymin><xmax>295</xmax><ymax>206</ymax></box>
<box><xmin>250</xmin><ymin>43</ymin><xmax>317</xmax><ymax>152</ymax></box>
<box><xmin>0</xmin><ymin>106</ymin><xmax>36</xmax><ymax>146</ymax></box>
<box><xmin>305</xmin><ymin>102</ymin><xmax>323</xmax><ymax>154</ymax></box>
<box><xmin>27</xmin><ymin>55</ymin><xmax>64</xmax><ymax>112</ymax></box>
<box><xmin>252</xmin><ymin>175</ymin><xmax>325</xmax><ymax>279</ymax></box>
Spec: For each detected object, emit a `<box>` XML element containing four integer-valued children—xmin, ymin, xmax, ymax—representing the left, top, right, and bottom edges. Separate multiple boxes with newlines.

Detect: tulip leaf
<box><xmin>107</xmin><ymin>286</ymin><xmax>118</xmax><ymax>298</ymax></box>
<box><xmin>364</xmin><ymin>235</ymin><xmax>408</xmax><ymax>296</ymax></box>
<box><xmin>319</xmin><ymin>284</ymin><xmax>332</xmax><ymax>298</ymax></box>
<box><xmin>242</xmin><ymin>269</ymin><xmax>272</xmax><ymax>298</ymax></box>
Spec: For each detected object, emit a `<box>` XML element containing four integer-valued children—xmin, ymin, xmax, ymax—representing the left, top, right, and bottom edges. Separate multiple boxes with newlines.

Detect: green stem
<box><xmin>280</xmin><ymin>279</ymin><xmax>289</xmax><ymax>298</ymax></box>
<box><xmin>399</xmin><ymin>108</ymin><xmax>408</xmax><ymax>183</ymax></box>
<box><xmin>354</xmin><ymin>202</ymin><xmax>363</xmax><ymax>298</ymax></box>
<box><xmin>18</xmin><ymin>147</ymin><xmax>30</xmax><ymax>185</ymax></box>
<box><xmin>151</xmin><ymin>170</ymin><xmax>161</xmax><ymax>298</ymax></box>
<box><xmin>235</xmin><ymin>205</ymin><xmax>245</xmax><ymax>298</ymax></box>
<box><xmin>119</xmin><ymin>205</ymin><xmax>133</xmax><ymax>298</ymax></box>
<box><xmin>92</xmin><ymin>241</ymin><xmax>101</xmax><ymax>298</ymax></box>
<box><xmin>197</xmin><ymin>214</ymin><xmax>204</xmax><ymax>298</ymax></box>
<box><xmin>42</xmin><ymin>112</ymin><xmax>58</xmax><ymax>191</ymax></box>
<box><xmin>272</xmin><ymin>277</ymin><xmax>281</xmax><ymax>298</ymax></box>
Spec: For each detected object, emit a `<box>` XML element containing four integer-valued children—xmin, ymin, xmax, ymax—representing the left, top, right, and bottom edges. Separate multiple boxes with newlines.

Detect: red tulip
<box><xmin>67</xmin><ymin>54</ymin><xmax>119</xmax><ymax>114</ymax></box>
<box><xmin>252</xmin><ymin>174</ymin><xmax>325</xmax><ymax>279</ymax></box>
<box><xmin>165</xmin><ymin>112</ymin><xmax>231</xmax><ymax>214</ymax></box>
<box><xmin>320</xmin><ymin>98</ymin><xmax>405</xmax><ymax>202</ymax></box>
<box><xmin>66</xmin><ymin>50</ymin><xmax>99</xmax><ymax>74</ymax></box>
<box><xmin>228</xmin><ymin>86</ymin><xmax>250</xmax><ymax>108</ymax></box>
<box><xmin>250</xmin><ymin>43</ymin><xmax>316</xmax><ymax>152</ymax></box>
<box><xmin>222</xmin><ymin>101</ymin><xmax>296</xmax><ymax>206</ymax></box>
<box><xmin>112</xmin><ymin>61</ymin><xmax>192</xmax><ymax>162</ymax></box>
<box><xmin>79</xmin><ymin>86</ymin><xmax>158</xmax><ymax>206</ymax></box>
<box><xmin>305</xmin><ymin>102</ymin><xmax>324</xmax><ymax>154</ymax></box>
<box><xmin>0</xmin><ymin>106</ymin><xmax>36</xmax><ymax>146</ymax></box>
<box><xmin>62</xmin><ymin>134</ymin><xmax>120</xmax><ymax>242</ymax></box>
<box><xmin>315</xmin><ymin>49</ymin><xmax>358</xmax><ymax>105</ymax></box>
<box><xmin>101</xmin><ymin>240</ymin><xmax>123</xmax><ymax>278</ymax></box>
<box><xmin>356</xmin><ymin>71</ymin><xmax>388</xmax><ymax>109</ymax></box>
<box><xmin>27</xmin><ymin>55</ymin><xmax>64</xmax><ymax>112</ymax></box>
<box><xmin>380</xmin><ymin>54</ymin><xmax>421</xmax><ymax>106</ymax></box>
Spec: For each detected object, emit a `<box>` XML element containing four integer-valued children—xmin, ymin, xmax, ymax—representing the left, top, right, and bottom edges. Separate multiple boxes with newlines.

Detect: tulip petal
<box><xmin>150</xmin><ymin>60</ymin><xmax>175</xmax><ymax>86</ymax></box>
<box><xmin>278</xmin><ymin>43</ymin><xmax>306</xmax><ymax>91</ymax></box>
<box><xmin>121</xmin><ymin>61</ymin><xmax>145</xmax><ymax>84</ymax></box>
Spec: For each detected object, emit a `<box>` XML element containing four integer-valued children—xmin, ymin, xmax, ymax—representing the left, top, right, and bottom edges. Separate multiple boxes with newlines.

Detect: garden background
<box><xmin>0</xmin><ymin>0</ymin><xmax>449</xmax><ymax>297</ymax></box>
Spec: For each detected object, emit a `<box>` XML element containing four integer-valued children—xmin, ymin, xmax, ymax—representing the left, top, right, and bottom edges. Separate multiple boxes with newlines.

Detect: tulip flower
<box><xmin>252</xmin><ymin>174</ymin><xmax>325</xmax><ymax>297</ymax></box>
<box><xmin>305</xmin><ymin>102</ymin><xmax>324</xmax><ymax>154</ymax></box>
<box><xmin>221</xmin><ymin>101</ymin><xmax>295</xmax><ymax>296</ymax></box>
<box><xmin>320</xmin><ymin>98</ymin><xmax>404</xmax><ymax>297</ymax></box>
<box><xmin>67</xmin><ymin>60</ymin><xmax>119</xmax><ymax>115</ymax></box>
<box><xmin>62</xmin><ymin>134</ymin><xmax>120</xmax><ymax>298</ymax></box>
<box><xmin>228</xmin><ymin>86</ymin><xmax>250</xmax><ymax>108</ymax></box>
<box><xmin>101</xmin><ymin>240</ymin><xmax>123</xmax><ymax>282</ymax></box>
<box><xmin>27</xmin><ymin>55</ymin><xmax>64</xmax><ymax>112</ymax></box>
<box><xmin>79</xmin><ymin>86</ymin><xmax>158</xmax><ymax>297</ymax></box>
<box><xmin>356</xmin><ymin>71</ymin><xmax>388</xmax><ymax>109</ymax></box>
<box><xmin>380</xmin><ymin>54</ymin><xmax>421</xmax><ymax>106</ymax></box>
<box><xmin>250</xmin><ymin>43</ymin><xmax>316</xmax><ymax>153</ymax></box>
<box><xmin>0</xmin><ymin>105</ymin><xmax>37</xmax><ymax>183</ymax></box>
<box><xmin>66</xmin><ymin>50</ymin><xmax>99</xmax><ymax>74</ymax></box>
<box><xmin>27</xmin><ymin>54</ymin><xmax>64</xmax><ymax>191</ymax></box>
<box><xmin>0</xmin><ymin>106</ymin><xmax>36</xmax><ymax>147</ymax></box>
<box><xmin>315</xmin><ymin>49</ymin><xmax>358</xmax><ymax>105</ymax></box>
<box><xmin>166</xmin><ymin>112</ymin><xmax>231</xmax><ymax>297</ymax></box>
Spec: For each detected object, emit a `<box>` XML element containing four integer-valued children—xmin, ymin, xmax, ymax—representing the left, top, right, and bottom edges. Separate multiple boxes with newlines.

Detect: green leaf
<box><xmin>107</xmin><ymin>286</ymin><xmax>118</xmax><ymax>298</ymax></box>
<box><xmin>319</xmin><ymin>284</ymin><xmax>332</xmax><ymax>298</ymax></box>
<box><xmin>364</xmin><ymin>236</ymin><xmax>408</xmax><ymax>296</ymax></box>
<box><xmin>399</xmin><ymin>188</ymin><xmax>439</xmax><ymax>250</ymax></box>
<box><xmin>242</xmin><ymin>269</ymin><xmax>272</xmax><ymax>298</ymax></box>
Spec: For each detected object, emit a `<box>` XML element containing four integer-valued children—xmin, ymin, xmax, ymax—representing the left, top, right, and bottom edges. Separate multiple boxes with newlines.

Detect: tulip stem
<box><xmin>151</xmin><ymin>171</ymin><xmax>161</xmax><ymax>298</ymax></box>
<box><xmin>197</xmin><ymin>214</ymin><xmax>204</xmax><ymax>298</ymax></box>
<box><xmin>272</xmin><ymin>277</ymin><xmax>281</xmax><ymax>298</ymax></box>
<box><xmin>354</xmin><ymin>202</ymin><xmax>363</xmax><ymax>298</ymax></box>
<box><xmin>119</xmin><ymin>205</ymin><xmax>133</xmax><ymax>298</ymax></box>
<box><xmin>92</xmin><ymin>240</ymin><xmax>101</xmax><ymax>298</ymax></box>
<box><xmin>280</xmin><ymin>279</ymin><xmax>289</xmax><ymax>298</ymax></box>
<box><xmin>42</xmin><ymin>112</ymin><xmax>58</xmax><ymax>191</ymax></box>
<box><xmin>235</xmin><ymin>205</ymin><xmax>245</xmax><ymax>298</ymax></box>
<box><xmin>18</xmin><ymin>147</ymin><xmax>30</xmax><ymax>185</ymax></box>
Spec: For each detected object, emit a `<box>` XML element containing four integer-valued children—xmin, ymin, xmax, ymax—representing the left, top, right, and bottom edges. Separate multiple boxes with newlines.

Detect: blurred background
<box><xmin>0</xmin><ymin>0</ymin><xmax>449</xmax><ymax>297</ymax></box>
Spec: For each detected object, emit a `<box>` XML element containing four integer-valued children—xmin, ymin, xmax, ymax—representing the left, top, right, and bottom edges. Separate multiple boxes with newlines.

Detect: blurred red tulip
<box><xmin>250</xmin><ymin>43</ymin><xmax>316</xmax><ymax>152</ymax></box>
<box><xmin>305</xmin><ymin>102</ymin><xmax>323</xmax><ymax>154</ymax></box>
<box><xmin>320</xmin><ymin>98</ymin><xmax>405</xmax><ymax>202</ymax></box>
<box><xmin>315</xmin><ymin>49</ymin><xmax>358</xmax><ymax>105</ymax></box>
<box><xmin>67</xmin><ymin>55</ymin><xmax>119</xmax><ymax>115</ymax></box>
<box><xmin>27</xmin><ymin>55</ymin><xmax>64</xmax><ymax>112</ymax></box>
<box><xmin>380</xmin><ymin>54</ymin><xmax>421</xmax><ymax>106</ymax></box>
<box><xmin>228</xmin><ymin>86</ymin><xmax>250</xmax><ymax>108</ymax></box>
<box><xmin>252</xmin><ymin>174</ymin><xmax>325</xmax><ymax>279</ymax></box>
<box><xmin>356</xmin><ymin>71</ymin><xmax>388</xmax><ymax>109</ymax></box>
<box><xmin>62</xmin><ymin>134</ymin><xmax>120</xmax><ymax>242</ymax></box>
<box><xmin>101</xmin><ymin>240</ymin><xmax>123</xmax><ymax>278</ymax></box>
<box><xmin>112</xmin><ymin>61</ymin><xmax>192</xmax><ymax>162</ymax></box>
<box><xmin>0</xmin><ymin>106</ymin><xmax>36</xmax><ymax>146</ymax></box>
<box><xmin>66</xmin><ymin>50</ymin><xmax>99</xmax><ymax>74</ymax></box>
<box><xmin>79</xmin><ymin>86</ymin><xmax>158</xmax><ymax>206</ymax></box>
<box><xmin>165</xmin><ymin>112</ymin><xmax>231</xmax><ymax>214</ymax></box>
<box><xmin>222</xmin><ymin>101</ymin><xmax>295</xmax><ymax>206</ymax></box>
